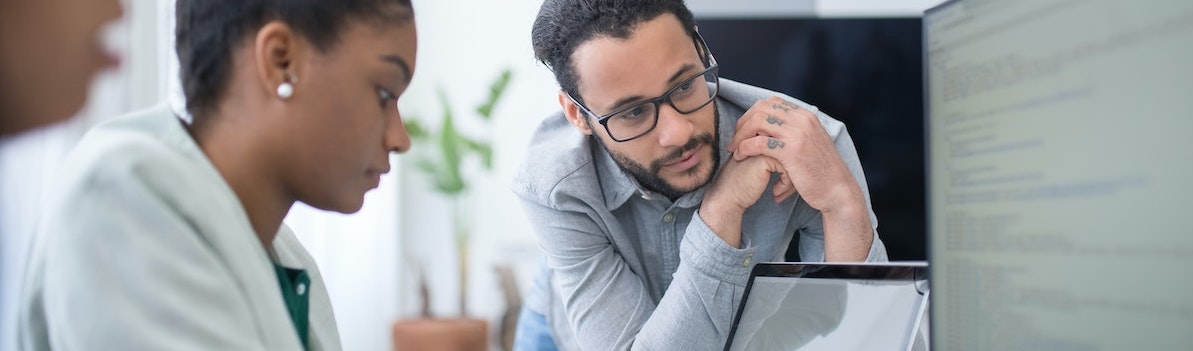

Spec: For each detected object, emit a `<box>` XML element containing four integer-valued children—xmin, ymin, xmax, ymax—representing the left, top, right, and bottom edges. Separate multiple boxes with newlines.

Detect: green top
<box><xmin>273</xmin><ymin>263</ymin><xmax>311</xmax><ymax>350</ymax></box>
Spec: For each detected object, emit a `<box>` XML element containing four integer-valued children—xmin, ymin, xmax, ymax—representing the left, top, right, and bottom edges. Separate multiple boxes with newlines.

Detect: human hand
<box><xmin>728</xmin><ymin>96</ymin><xmax>865</xmax><ymax>214</ymax></box>
<box><xmin>705</xmin><ymin>153</ymin><xmax>787</xmax><ymax>212</ymax></box>
<box><xmin>700</xmin><ymin>153</ymin><xmax>786</xmax><ymax>248</ymax></box>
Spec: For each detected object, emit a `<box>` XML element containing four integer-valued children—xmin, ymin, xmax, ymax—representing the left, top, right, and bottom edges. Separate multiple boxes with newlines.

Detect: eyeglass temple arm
<box><xmin>692</xmin><ymin>30</ymin><xmax>717</xmax><ymax>68</ymax></box>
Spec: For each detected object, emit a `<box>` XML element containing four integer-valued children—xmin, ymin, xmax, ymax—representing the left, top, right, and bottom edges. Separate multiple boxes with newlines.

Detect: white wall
<box><xmin>688</xmin><ymin>0</ymin><xmax>946</xmax><ymax>17</ymax></box>
<box><xmin>395</xmin><ymin>0</ymin><xmax>557</xmax><ymax>331</ymax></box>
<box><xmin>814</xmin><ymin>0</ymin><xmax>947</xmax><ymax>17</ymax></box>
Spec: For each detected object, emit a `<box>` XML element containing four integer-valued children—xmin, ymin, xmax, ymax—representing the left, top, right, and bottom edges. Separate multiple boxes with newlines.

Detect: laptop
<box><xmin>724</xmin><ymin>262</ymin><xmax>930</xmax><ymax>351</ymax></box>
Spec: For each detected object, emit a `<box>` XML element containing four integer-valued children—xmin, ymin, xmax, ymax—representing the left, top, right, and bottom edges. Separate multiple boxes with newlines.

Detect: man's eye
<box><xmin>675</xmin><ymin>81</ymin><xmax>694</xmax><ymax>93</ymax></box>
<box><xmin>619</xmin><ymin>106</ymin><xmax>648</xmax><ymax>120</ymax></box>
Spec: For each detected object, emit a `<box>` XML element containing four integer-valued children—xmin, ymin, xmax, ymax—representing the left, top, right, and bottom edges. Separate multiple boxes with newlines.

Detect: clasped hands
<box><xmin>702</xmin><ymin>97</ymin><xmax>866</xmax><ymax>245</ymax></box>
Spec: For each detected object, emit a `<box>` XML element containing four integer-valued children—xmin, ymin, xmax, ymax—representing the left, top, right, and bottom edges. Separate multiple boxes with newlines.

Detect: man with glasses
<box><xmin>513</xmin><ymin>1</ymin><xmax>888</xmax><ymax>350</ymax></box>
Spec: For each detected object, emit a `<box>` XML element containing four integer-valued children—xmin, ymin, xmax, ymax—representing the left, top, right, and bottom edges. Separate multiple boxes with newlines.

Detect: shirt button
<box><xmin>640</xmin><ymin>193</ymin><xmax>652</xmax><ymax>201</ymax></box>
<box><xmin>743</xmin><ymin>256</ymin><xmax>753</xmax><ymax>267</ymax></box>
<box><xmin>662</xmin><ymin>212</ymin><xmax>675</xmax><ymax>223</ymax></box>
<box><xmin>297</xmin><ymin>283</ymin><xmax>307</xmax><ymax>296</ymax></box>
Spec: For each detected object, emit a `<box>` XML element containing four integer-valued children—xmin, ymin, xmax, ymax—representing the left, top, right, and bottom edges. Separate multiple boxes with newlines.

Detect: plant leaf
<box><xmin>406</xmin><ymin>119</ymin><xmax>429</xmax><ymax>140</ymax></box>
<box><xmin>438</xmin><ymin>89</ymin><xmax>466</xmax><ymax>195</ymax></box>
<box><xmin>476</xmin><ymin>69</ymin><xmax>513</xmax><ymax>120</ymax></box>
<box><xmin>415</xmin><ymin>158</ymin><xmax>441</xmax><ymax>180</ymax></box>
<box><xmin>460</xmin><ymin>137</ymin><xmax>494</xmax><ymax>171</ymax></box>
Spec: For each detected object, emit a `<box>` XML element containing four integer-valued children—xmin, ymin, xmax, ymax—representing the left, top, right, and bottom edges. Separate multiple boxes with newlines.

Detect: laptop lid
<box><xmin>724</xmin><ymin>262</ymin><xmax>930</xmax><ymax>351</ymax></box>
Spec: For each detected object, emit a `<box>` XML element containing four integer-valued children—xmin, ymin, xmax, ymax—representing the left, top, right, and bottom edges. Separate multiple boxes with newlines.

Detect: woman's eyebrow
<box><xmin>379</xmin><ymin>54</ymin><xmax>412</xmax><ymax>84</ymax></box>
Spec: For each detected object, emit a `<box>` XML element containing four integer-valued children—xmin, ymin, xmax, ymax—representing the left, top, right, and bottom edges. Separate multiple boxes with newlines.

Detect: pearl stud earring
<box><xmin>277</xmin><ymin>71</ymin><xmax>298</xmax><ymax>99</ymax></box>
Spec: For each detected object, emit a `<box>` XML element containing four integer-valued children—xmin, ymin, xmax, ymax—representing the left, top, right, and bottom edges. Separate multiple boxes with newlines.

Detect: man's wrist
<box><xmin>821</xmin><ymin>200</ymin><xmax>873</xmax><ymax>261</ymax></box>
<box><xmin>698</xmin><ymin>197</ymin><xmax>745</xmax><ymax>248</ymax></box>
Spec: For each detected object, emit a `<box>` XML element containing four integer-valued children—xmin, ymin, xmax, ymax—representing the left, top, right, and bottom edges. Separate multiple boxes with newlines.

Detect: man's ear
<box><xmin>254</xmin><ymin>21</ymin><xmax>303</xmax><ymax>100</ymax></box>
<box><xmin>557</xmin><ymin>91</ymin><xmax>593</xmax><ymax>135</ymax></box>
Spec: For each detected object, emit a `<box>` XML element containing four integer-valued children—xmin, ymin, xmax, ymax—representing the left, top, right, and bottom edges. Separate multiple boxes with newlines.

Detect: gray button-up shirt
<box><xmin>513</xmin><ymin>79</ymin><xmax>888</xmax><ymax>351</ymax></box>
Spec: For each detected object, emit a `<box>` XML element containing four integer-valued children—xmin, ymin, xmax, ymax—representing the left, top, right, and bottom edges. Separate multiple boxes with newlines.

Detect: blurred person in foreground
<box><xmin>0</xmin><ymin>1</ymin><xmax>121</xmax><ymax>349</ymax></box>
<box><xmin>0</xmin><ymin>0</ymin><xmax>123</xmax><ymax>137</ymax></box>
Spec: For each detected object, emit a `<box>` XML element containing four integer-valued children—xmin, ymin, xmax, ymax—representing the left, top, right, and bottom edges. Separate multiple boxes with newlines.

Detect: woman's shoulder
<box><xmin>66</xmin><ymin>106</ymin><xmax>191</xmax><ymax>174</ymax></box>
<box><xmin>42</xmin><ymin>105</ymin><xmax>237</xmax><ymax>234</ymax></box>
<box><xmin>56</xmin><ymin>106</ymin><xmax>214</xmax><ymax>197</ymax></box>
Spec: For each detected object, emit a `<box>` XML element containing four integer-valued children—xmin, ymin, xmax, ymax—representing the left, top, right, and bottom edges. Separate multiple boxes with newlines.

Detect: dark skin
<box><xmin>725</xmin><ymin>97</ymin><xmax>873</xmax><ymax>261</ymax></box>
<box><xmin>190</xmin><ymin>17</ymin><xmax>417</xmax><ymax>250</ymax></box>
<box><xmin>0</xmin><ymin>0</ymin><xmax>122</xmax><ymax>136</ymax></box>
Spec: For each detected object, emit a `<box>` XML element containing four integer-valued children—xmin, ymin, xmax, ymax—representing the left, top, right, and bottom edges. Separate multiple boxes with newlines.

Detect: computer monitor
<box><xmin>925</xmin><ymin>0</ymin><xmax>1193</xmax><ymax>349</ymax></box>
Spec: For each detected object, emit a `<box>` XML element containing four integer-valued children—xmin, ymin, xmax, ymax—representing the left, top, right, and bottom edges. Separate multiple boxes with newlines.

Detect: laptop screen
<box><xmin>725</xmin><ymin>263</ymin><xmax>930</xmax><ymax>351</ymax></box>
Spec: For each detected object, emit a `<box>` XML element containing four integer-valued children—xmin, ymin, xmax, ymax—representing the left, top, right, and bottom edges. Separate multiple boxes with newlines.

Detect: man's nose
<box><xmin>654</xmin><ymin>104</ymin><xmax>694</xmax><ymax>148</ymax></box>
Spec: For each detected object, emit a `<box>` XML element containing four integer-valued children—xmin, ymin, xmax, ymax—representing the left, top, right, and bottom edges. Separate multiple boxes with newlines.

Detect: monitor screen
<box><xmin>926</xmin><ymin>0</ymin><xmax>1193</xmax><ymax>349</ymax></box>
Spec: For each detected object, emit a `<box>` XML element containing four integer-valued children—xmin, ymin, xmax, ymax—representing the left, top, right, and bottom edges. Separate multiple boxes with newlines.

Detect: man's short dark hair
<box><xmin>175</xmin><ymin>0</ymin><xmax>413</xmax><ymax>120</ymax></box>
<box><xmin>530</xmin><ymin>0</ymin><xmax>697</xmax><ymax>104</ymax></box>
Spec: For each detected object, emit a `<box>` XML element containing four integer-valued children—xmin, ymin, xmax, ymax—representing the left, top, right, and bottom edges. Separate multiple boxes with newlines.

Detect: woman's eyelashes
<box><xmin>376</xmin><ymin>86</ymin><xmax>397</xmax><ymax>109</ymax></box>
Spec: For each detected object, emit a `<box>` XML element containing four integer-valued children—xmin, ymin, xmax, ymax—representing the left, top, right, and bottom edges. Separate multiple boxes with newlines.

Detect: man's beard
<box><xmin>596</xmin><ymin>109</ymin><xmax>721</xmax><ymax>200</ymax></box>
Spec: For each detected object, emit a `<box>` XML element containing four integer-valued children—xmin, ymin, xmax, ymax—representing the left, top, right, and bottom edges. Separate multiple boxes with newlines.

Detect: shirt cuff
<box><xmin>864</xmin><ymin>231</ymin><xmax>889</xmax><ymax>262</ymax></box>
<box><xmin>680</xmin><ymin>210</ymin><xmax>758</xmax><ymax>286</ymax></box>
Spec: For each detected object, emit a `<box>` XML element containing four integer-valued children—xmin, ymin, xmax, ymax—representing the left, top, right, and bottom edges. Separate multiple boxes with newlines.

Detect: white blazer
<box><xmin>18</xmin><ymin>105</ymin><xmax>341</xmax><ymax>350</ymax></box>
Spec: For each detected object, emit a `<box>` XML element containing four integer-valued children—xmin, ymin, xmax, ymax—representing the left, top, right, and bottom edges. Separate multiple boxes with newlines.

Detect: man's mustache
<box><xmin>649</xmin><ymin>132</ymin><xmax>716</xmax><ymax>172</ymax></box>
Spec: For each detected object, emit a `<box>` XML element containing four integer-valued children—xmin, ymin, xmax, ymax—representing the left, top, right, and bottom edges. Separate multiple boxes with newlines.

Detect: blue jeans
<box><xmin>513</xmin><ymin>306</ymin><xmax>559</xmax><ymax>351</ymax></box>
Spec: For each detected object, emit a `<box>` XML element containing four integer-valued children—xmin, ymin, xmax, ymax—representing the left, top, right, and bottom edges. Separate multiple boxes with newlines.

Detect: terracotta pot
<box><xmin>392</xmin><ymin>318</ymin><xmax>488</xmax><ymax>351</ymax></box>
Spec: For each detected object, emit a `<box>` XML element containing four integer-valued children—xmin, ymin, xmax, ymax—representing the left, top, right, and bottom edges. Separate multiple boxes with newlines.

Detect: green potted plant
<box><xmin>392</xmin><ymin>69</ymin><xmax>513</xmax><ymax>351</ymax></box>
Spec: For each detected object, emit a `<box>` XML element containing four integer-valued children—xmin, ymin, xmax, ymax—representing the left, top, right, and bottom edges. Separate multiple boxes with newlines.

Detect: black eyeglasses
<box><xmin>568</xmin><ymin>35</ymin><xmax>720</xmax><ymax>142</ymax></box>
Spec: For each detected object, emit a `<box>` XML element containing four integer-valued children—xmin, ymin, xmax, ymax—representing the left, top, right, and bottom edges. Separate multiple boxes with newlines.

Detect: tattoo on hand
<box><xmin>767</xmin><ymin>138</ymin><xmax>786</xmax><ymax>149</ymax></box>
<box><xmin>772</xmin><ymin>100</ymin><xmax>799</xmax><ymax>113</ymax></box>
<box><xmin>766</xmin><ymin>115</ymin><xmax>784</xmax><ymax>126</ymax></box>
